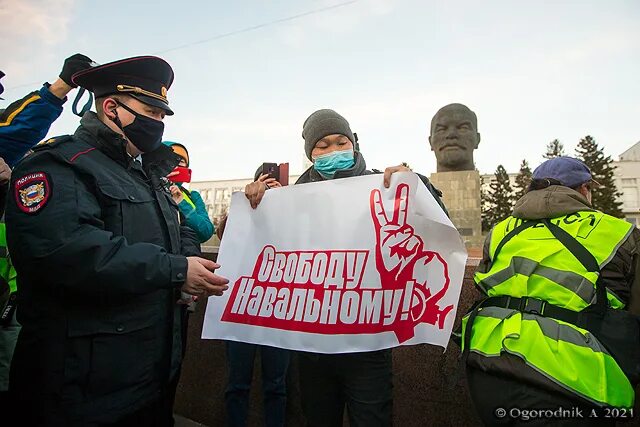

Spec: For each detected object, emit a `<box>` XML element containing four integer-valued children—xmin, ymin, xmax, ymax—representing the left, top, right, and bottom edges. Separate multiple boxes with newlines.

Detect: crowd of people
<box><xmin>0</xmin><ymin>53</ymin><xmax>638</xmax><ymax>427</ymax></box>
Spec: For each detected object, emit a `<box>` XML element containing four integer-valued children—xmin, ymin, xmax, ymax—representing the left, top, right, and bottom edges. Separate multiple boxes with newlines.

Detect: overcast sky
<box><xmin>1</xmin><ymin>0</ymin><xmax>639</xmax><ymax>181</ymax></box>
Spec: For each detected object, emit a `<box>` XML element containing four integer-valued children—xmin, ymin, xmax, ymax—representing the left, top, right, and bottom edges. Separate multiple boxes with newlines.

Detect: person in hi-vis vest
<box><xmin>462</xmin><ymin>156</ymin><xmax>640</xmax><ymax>426</ymax></box>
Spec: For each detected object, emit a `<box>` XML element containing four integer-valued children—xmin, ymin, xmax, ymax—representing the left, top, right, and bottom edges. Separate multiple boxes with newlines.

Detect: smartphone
<box><xmin>259</xmin><ymin>162</ymin><xmax>289</xmax><ymax>186</ymax></box>
<box><xmin>168</xmin><ymin>166</ymin><xmax>192</xmax><ymax>183</ymax></box>
<box><xmin>260</xmin><ymin>162</ymin><xmax>279</xmax><ymax>182</ymax></box>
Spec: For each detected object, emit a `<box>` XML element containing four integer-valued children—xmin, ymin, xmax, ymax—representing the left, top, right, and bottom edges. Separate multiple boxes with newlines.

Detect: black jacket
<box><xmin>5</xmin><ymin>113</ymin><xmax>200</xmax><ymax>425</ymax></box>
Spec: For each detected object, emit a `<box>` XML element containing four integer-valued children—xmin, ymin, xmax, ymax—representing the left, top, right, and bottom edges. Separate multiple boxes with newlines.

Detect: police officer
<box><xmin>5</xmin><ymin>56</ymin><xmax>229</xmax><ymax>426</ymax></box>
<box><xmin>462</xmin><ymin>157</ymin><xmax>640</xmax><ymax>426</ymax></box>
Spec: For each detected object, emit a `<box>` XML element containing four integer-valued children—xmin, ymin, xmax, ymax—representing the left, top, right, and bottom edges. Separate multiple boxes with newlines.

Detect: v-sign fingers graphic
<box><xmin>391</xmin><ymin>183</ymin><xmax>409</xmax><ymax>226</ymax></box>
<box><xmin>370</xmin><ymin>184</ymin><xmax>425</xmax><ymax>282</ymax></box>
<box><xmin>370</xmin><ymin>188</ymin><xmax>388</xmax><ymax>232</ymax></box>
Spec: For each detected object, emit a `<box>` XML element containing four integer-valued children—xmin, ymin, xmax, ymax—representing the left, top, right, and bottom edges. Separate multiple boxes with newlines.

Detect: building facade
<box><xmin>189</xmin><ymin>173</ymin><xmax>302</xmax><ymax>246</ymax></box>
<box><xmin>190</xmin><ymin>178</ymin><xmax>252</xmax><ymax>222</ymax></box>
<box><xmin>614</xmin><ymin>141</ymin><xmax>640</xmax><ymax>227</ymax></box>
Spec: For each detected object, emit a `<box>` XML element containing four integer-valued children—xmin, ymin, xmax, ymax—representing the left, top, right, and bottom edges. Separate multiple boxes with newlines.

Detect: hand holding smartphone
<box><xmin>259</xmin><ymin>162</ymin><xmax>289</xmax><ymax>186</ymax></box>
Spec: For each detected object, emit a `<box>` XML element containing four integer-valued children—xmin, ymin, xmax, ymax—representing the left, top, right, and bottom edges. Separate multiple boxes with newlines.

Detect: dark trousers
<box><xmin>159</xmin><ymin>373</ymin><xmax>181</xmax><ymax>427</ymax></box>
<box><xmin>467</xmin><ymin>367</ymin><xmax>617</xmax><ymax>426</ymax></box>
<box><xmin>225</xmin><ymin>341</ymin><xmax>290</xmax><ymax>427</ymax></box>
<box><xmin>298</xmin><ymin>349</ymin><xmax>392</xmax><ymax>427</ymax></box>
<box><xmin>104</xmin><ymin>397</ymin><xmax>169</xmax><ymax>427</ymax></box>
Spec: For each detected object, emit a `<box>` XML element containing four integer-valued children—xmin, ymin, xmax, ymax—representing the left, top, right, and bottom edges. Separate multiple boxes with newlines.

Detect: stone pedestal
<box><xmin>430</xmin><ymin>170</ymin><xmax>484</xmax><ymax>249</ymax></box>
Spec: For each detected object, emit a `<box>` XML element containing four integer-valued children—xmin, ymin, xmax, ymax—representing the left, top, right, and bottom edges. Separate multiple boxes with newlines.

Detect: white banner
<box><xmin>202</xmin><ymin>172</ymin><xmax>467</xmax><ymax>353</ymax></box>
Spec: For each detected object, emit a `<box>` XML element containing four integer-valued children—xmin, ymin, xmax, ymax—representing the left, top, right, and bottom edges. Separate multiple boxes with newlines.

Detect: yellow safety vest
<box><xmin>464</xmin><ymin>211</ymin><xmax>635</xmax><ymax>408</ymax></box>
<box><xmin>0</xmin><ymin>223</ymin><xmax>17</xmax><ymax>294</ymax></box>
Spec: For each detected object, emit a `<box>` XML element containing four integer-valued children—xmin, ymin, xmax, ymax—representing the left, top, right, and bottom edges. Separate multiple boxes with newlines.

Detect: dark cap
<box><xmin>71</xmin><ymin>56</ymin><xmax>174</xmax><ymax>115</ymax></box>
<box><xmin>302</xmin><ymin>109</ymin><xmax>355</xmax><ymax>160</ymax></box>
<box><xmin>532</xmin><ymin>156</ymin><xmax>600</xmax><ymax>189</ymax></box>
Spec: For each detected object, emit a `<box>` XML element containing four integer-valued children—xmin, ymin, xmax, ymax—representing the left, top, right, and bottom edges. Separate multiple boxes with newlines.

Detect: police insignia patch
<box><xmin>14</xmin><ymin>172</ymin><xmax>51</xmax><ymax>214</ymax></box>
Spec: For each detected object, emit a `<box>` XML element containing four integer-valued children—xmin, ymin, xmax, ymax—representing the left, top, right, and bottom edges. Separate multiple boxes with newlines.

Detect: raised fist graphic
<box><xmin>370</xmin><ymin>183</ymin><xmax>453</xmax><ymax>330</ymax></box>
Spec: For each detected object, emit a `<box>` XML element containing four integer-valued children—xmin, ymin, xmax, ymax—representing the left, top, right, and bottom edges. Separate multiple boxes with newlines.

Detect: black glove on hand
<box><xmin>59</xmin><ymin>54</ymin><xmax>93</xmax><ymax>87</ymax></box>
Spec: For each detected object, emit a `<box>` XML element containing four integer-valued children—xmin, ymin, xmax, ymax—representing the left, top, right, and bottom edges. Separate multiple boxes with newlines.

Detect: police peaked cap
<box><xmin>71</xmin><ymin>56</ymin><xmax>175</xmax><ymax>115</ymax></box>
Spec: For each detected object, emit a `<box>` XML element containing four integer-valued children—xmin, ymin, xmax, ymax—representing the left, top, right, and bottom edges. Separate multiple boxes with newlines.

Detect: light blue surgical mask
<box><xmin>312</xmin><ymin>149</ymin><xmax>355</xmax><ymax>179</ymax></box>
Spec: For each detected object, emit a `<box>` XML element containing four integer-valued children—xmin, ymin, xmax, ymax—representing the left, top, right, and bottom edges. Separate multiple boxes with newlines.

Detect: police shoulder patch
<box><xmin>14</xmin><ymin>172</ymin><xmax>51</xmax><ymax>214</ymax></box>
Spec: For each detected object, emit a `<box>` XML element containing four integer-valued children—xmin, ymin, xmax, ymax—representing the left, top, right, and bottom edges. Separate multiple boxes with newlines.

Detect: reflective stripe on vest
<box><xmin>181</xmin><ymin>188</ymin><xmax>196</xmax><ymax>210</ymax></box>
<box><xmin>476</xmin><ymin>212</ymin><xmax>632</xmax><ymax>309</ymax></box>
<box><xmin>0</xmin><ymin>223</ymin><xmax>17</xmax><ymax>294</ymax></box>
<box><xmin>462</xmin><ymin>306</ymin><xmax>634</xmax><ymax>408</ymax></box>
<box><xmin>467</xmin><ymin>211</ymin><xmax>634</xmax><ymax>408</ymax></box>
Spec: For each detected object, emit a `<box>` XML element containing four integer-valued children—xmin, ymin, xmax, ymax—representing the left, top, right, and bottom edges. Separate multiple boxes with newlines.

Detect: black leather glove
<box><xmin>59</xmin><ymin>54</ymin><xmax>93</xmax><ymax>87</ymax></box>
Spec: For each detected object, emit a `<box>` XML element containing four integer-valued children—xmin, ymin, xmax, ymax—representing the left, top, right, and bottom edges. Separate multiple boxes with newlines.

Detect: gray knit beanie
<box><xmin>302</xmin><ymin>109</ymin><xmax>355</xmax><ymax>160</ymax></box>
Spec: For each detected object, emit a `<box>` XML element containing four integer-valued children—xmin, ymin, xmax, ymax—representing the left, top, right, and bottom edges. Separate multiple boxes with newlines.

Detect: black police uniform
<box><xmin>5</xmin><ymin>57</ymin><xmax>198</xmax><ymax>426</ymax></box>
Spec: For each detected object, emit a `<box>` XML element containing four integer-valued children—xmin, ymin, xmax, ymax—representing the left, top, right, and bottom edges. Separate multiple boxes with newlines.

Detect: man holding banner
<box><xmin>295</xmin><ymin>109</ymin><xmax>448</xmax><ymax>427</ymax></box>
<box><xmin>204</xmin><ymin>109</ymin><xmax>465</xmax><ymax>427</ymax></box>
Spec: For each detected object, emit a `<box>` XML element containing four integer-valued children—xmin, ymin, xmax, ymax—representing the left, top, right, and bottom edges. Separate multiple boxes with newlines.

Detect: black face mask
<box><xmin>111</xmin><ymin>101</ymin><xmax>165</xmax><ymax>153</ymax></box>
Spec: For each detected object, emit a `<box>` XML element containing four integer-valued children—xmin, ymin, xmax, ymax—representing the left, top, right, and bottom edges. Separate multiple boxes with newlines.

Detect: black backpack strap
<box><xmin>476</xmin><ymin>295</ymin><xmax>581</xmax><ymax>324</ymax></box>
<box><xmin>542</xmin><ymin>219</ymin><xmax>599</xmax><ymax>272</ymax></box>
<box><xmin>542</xmin><ymin>219</ymin><xmax>606</xmax><ymax>310</ymax></box>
